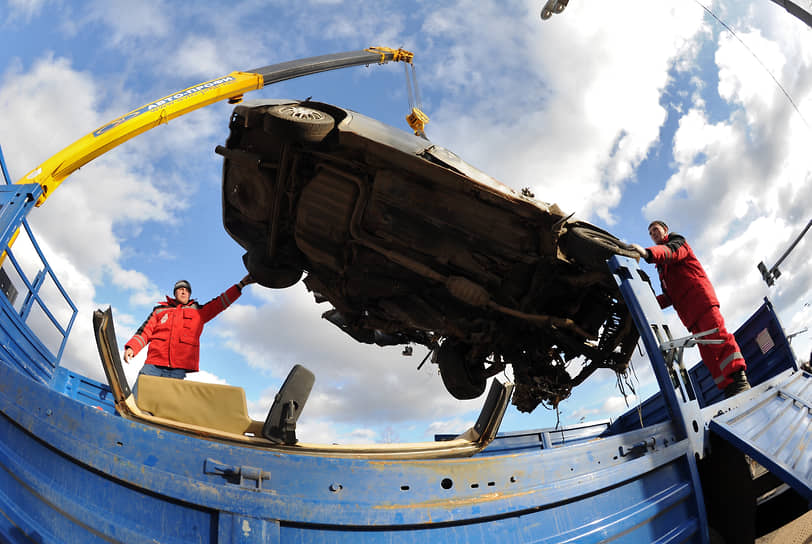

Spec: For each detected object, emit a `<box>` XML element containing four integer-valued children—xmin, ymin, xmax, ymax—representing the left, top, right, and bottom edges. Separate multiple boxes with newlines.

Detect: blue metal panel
<box><xmin>0</xmin><ymin>185</ymin><xmax>41</xmax><ymax>253</ymax></box>
<box><xmin>436</xmin><ymin>421</ymin><xmax>611</xmax><ymax>456</ymax></box>
<box><xmin>51</xmin><ymin>366</ymin><xmax>118</xmax><ymax>414</ymax></box>
<box><xmin>0</xmin><ymin>360</ymin><xmax>710</xmax><ymax>542</ymax></box>
<box><xmin>708</xmin><ymin>368</ymin><xmax>812</xmax><ymax>502</ymax></box>
<box><xmin>276</xmin><ymin>472</ymin><xmax>702</xmax><ymax>542</ymax></box>
<box><xmin>0</xmin><ymin>210</ymin><xmax>713</xmax><ymax>542</ymax></box>
<box><xmin>0</xmin><ymin>415</ymin><xmax>218</xmax><ymax>543</ymax></box>
<box><xmin>0</xmin><ymin>299</ymin><xmax>59</xmax><ymax>382</ymax></box>
<box><xmin>690</xmin><ymin>297</ymin><xmax>797</xmax><ymax>406</ymax></box>
<box><xmin>609</xmin><ymin>298</ymin><xmax>796</xmax><ymax>434</ymax></box>
<box><xmin>608</xmin><ymin>256</ymin><xmax>706</xmax><ymax>458</ymax></box>
<box><xmin>0</xmin><ymin>144</ymin><xmax>11</xmax><ymax>185</ymax></box>
<box><xmin>218</xmin><ymin>514</ymin><xmax>279</xmax><ymax>543</ymax></box>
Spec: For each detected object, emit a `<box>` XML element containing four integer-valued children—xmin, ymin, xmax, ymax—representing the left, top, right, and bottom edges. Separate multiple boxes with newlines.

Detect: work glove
<box><xmin>630</xmin><ymin>244</ymin><xmax>648</xmax><ymax>260</ymax></box>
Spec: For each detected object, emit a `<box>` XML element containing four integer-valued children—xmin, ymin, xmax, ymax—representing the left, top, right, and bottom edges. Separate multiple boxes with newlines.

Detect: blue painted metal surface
<box><xmin>609</xmin><ymin>256</ymin><xmax>708</xmax><ymax>458</ymax></box>
<box><xmin>610</xmin><ymin>297</ymin><xmax>797</xmax><ymax>433</ymax></box>
<box><xmin>51</xmin><ymin>366</ymin><xmax>118</xmax><ymax>414</ymax></box>
<box><xmin>709</xmin><ymin>368</ymin><xmax>812</xmax><ymax>502</ymax></box>
<box><xmin>0</xmin><ymin>144</ymin><xmax>11</xmax><ymax>185</ymax></box>
<box><xmin>0</xmin><ymin>180</ymin><xmax>77</xmax><ymax>382</ymax></box>
<box><xmin>16</xmin><ymin>143</ymin><xmax>812</xmax><ymax>541</ymax></box>
<box><xmin>0</xmin><ymin>363</ymin><xmax>709</xmax><ymax>542</ymax></box>
<box><xmin>437</xmin><ymin>420</ymin><xmax>611</xmax><ymax>456</ymax></box>
<box><xmin>691</xmin><ymin>297</ymin><xmax>797</xmax><ymax>406</ymax></box>
<box><xmin>0</xmin><ymin>184</ymin><xmax>77</xmax><ymax>385</ymax></box>
<box><xmin>0</xmin><ymin>185</ymin><xmax>714</xmax><ymax>541</ymax></box>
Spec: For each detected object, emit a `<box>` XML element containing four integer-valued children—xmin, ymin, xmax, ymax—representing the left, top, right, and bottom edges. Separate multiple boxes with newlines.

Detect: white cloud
<box><xmin>187</xmin><ymin>369</ymin><xmax>228</xmax><ymax>385</ymax></box>
<box><xmin>218</xmin><ymin>284</ymin><xmax>488</xmax><ymax>428</ymax></box>
<box><xmin>716</xmin><ymin>30</ymin><xmax>786</xmax><ymax>116</ymax></box>
<box><xmin>167</xmin><ymin>35</ymin><xmax>229</xmax><ymax>80</ymax></box>
<box><xmin>642</xmin><ymin>4</ymin><xmax>812</xmax><ymax>334</ymax></box>
<box><xmin>425</xmin><ymin>417</ymin><xmax>474</xmax><ymax>438</ymax></box>
<box><xmin>0</xmin><ymin>55</ymin><xmax>213</xmax><ymax>381</ymax></box>
<box><xmin>292</xmin><ymin>419</ymin><xmax>380</xmax><ymax>445</ymax></box>
<box><xmin>4</xmin><ymin>0</ymin><xmax>52</xmax><ymax>21</ymax></box>
<box><xmin>81</xmin><ymin>0</ymin><xmax>171</xmax><ymax>45</ymax></box>
<box><xmin>417</xmin><ymin>1</ymin><xmax>708</xmax><ymax>226</ymax></box>
<box><xmin>602</xmin><ymin>394</ymin><xmax>639</xmax><ymax>414</ymax></box>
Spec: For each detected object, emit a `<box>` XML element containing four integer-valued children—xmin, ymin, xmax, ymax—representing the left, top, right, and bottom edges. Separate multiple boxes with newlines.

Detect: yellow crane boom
<box><xmin>18</xmin><ymin>48</ymin><xmax>415</xmax><ymax>206</ymax></box>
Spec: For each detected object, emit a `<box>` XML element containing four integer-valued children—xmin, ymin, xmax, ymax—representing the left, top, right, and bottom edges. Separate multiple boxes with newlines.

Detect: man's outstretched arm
<box><xmin>199</xmin><ymin>274</ymin><xmax>256</xmax><ymax>323</ymax></box>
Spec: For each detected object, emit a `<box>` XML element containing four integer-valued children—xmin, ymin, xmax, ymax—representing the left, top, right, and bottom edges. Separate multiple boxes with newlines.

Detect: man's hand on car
<box><xmin>630</xmin><ymin>244</ymin><xmax>648</xmax><ymax>261</ymax></box>
<box><xmin>238</xmin><ymin>274</ymin><xmax>256</xmax><ymax>290</ymax></box>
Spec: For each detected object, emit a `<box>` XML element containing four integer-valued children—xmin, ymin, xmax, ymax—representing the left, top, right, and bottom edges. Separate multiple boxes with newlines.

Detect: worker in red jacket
<box><xmin>632</xmin><ymin>221</ymin><xmax>750</xmax><ymax>398</ymax></box>
<box><xmin>124</xmin><ymin>275</ymin><xmax>254</xmax><ymax>380</ymax></box>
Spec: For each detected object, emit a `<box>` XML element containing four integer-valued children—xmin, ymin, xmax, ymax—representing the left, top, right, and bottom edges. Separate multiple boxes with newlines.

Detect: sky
<box><xmin>1</xmin><ymin>0</ymin><xmax>810</xmax><ymax>444</ymax></box>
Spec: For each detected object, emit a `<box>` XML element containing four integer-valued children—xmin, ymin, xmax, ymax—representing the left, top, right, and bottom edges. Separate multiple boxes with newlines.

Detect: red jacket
<box><xmin>645</xmin><ymin>233</ymin><xmax>719</xmax><ymax>329</ymax></box>
<box><xmin>125</xmin><ymin>285</ymin><xmax>242</xmax><ymax>371</ymax></box>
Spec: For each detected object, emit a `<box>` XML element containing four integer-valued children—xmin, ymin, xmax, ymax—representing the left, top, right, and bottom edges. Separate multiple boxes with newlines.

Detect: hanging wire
<box><xmin>403</xmin><ymin>62</ymin><xmax>425</xmax><ymax>113</ymax></box>
<box><xmin>404</xmin><ymin>60</ymin><xmax>429</xmax><ymax>137</ymax></box>
<box><xmin>404</xmin><ymin>63</ymin><xmax>415</xmax><ymax>110</ymax></box>
<box><xmin>693</xmin><ymin>0</ymin><xmax>811</xmax><ymax>130</ymax></box>
<box><xmin>410</xmin><ymin>64</ymin><xmax>424</xmax><ymax>112</ymax></box>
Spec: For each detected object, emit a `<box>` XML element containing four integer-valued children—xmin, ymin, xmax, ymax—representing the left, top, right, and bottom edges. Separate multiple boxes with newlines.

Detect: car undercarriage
<box><xmin>218</xmin><ymin>100</ymin><xmax>641</xmax><ymax>413</ymax></box>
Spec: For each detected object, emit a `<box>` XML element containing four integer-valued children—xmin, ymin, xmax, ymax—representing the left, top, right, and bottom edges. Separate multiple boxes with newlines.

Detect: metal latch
<box><xmin>658</xmin><ymin>328</ymin><xmax>723</xmax><ymax>354</ymax></box>
<box><xmin>204</xmin><ymin>458</ymin><xmax>270</xmax><ymax>490</ymax></box>
<box><xmin>619</xmin><ymin>437</ymin><xmax>656</xmax><ymax>457</ymax></box>
<box><xmin>653</xmin><ymin>325</ymin><xmax>724</xmax><ymax>400</ymax></box>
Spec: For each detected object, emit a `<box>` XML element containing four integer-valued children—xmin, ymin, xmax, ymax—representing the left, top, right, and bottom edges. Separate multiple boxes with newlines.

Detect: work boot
<box><xmin>724</xmin><ymin>369</ymin><xmax>751</xmax><ymax>398</ymax></box>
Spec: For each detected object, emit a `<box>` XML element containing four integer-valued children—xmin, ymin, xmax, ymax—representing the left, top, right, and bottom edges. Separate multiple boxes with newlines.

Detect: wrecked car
<box><xmin>217</xmin><ymin>99</ymin><xmax>640</xmax><ymax>413</ymax></box>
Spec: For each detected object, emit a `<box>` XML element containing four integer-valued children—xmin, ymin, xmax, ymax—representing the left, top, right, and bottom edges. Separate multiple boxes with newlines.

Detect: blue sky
<box><xmin>1</xmin><ymin>0</ymin><xmax>810</xmax><ymax>443</ymax></box>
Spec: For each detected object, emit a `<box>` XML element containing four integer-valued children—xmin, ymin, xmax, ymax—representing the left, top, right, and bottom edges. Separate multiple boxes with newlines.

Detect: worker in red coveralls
<box><xmin>124</xmin><ymin>275</ymin><xmax>254</xmax><ymax>381</ymax></box>
<box><xmin>631</xmin><ymin>221</ymin><xmax>750</xmax><ymax>398</ymax></box>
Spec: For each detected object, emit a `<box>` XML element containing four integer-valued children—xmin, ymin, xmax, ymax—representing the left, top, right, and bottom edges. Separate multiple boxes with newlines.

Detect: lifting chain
<box><xmin>365</xmin><ymin>46</ymin><xmax>429</xmax><ymax>137</ymax></box>
<box><xmin>404</xmin><ymin>61</ymin><xmax>429</xmax><ymax>137</ymax></box>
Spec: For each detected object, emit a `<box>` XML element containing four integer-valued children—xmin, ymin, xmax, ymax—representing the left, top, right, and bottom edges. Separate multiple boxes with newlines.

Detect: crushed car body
<box><xmin>218</xmin><ymin>99</ymin><xmax>640</xmax><ymax>413</ymax></box>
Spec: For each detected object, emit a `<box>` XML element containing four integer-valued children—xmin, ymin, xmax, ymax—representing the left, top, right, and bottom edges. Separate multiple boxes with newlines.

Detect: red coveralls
<box><xmin>125</xmin><ymin>285</ymin><xmax>242</xmax><ymax>372</ymax></box>
<box><xmin>645</xmin><ymin>233</ymin><xmax>746</xmax><ymax>389</ymax></box>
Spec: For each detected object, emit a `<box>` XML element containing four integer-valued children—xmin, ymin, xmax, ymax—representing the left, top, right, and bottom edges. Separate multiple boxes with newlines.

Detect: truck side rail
<box><xmin>0</xmin><ymin>183</ymin><xmax>76</xmax><ymax>383</ymax></box>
